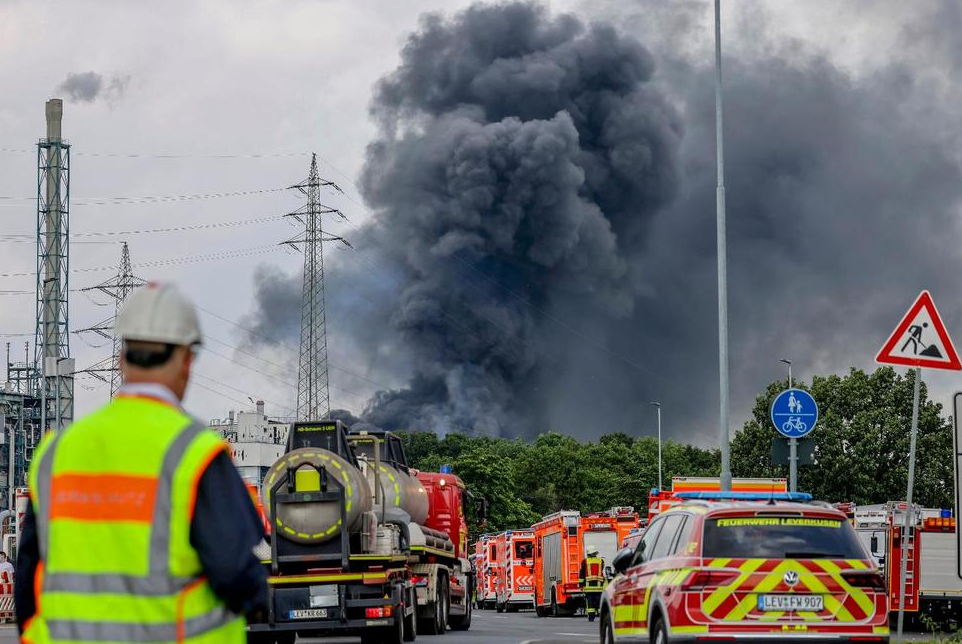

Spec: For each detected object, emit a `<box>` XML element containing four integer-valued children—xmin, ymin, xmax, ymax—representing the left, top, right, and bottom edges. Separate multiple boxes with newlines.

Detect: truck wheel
<box><xmin>496</xmin><ymin>600</ymin><xmax>504</xmax><ymax>613</ymax></box>
<box><xmin>439</xmin><ymin>575</ymin><xmax>450</xmax><ymax>633</ymax></box>
<box><xmin>419</xmin><ymin>578</ymin><xmax>445</xmax><ymax>637</ymax></box>
<box><xmin>450</xmin><ymin>592</ymin><xmax>472</xmax><ymax>631</ymax></box>
<box><xmin>535</xmin><ymin>604</ymin><xmax>549</xmax><ymax>617</ymax></box>
<box><xmin>551</xmin><ymin>588</ymin><xmax>559</xmax><ymax>617</ymax></box>
<box><xmin>403</xmin><ymin>587</ymin><xmax>418</xmax><ymax>642</ymax></box>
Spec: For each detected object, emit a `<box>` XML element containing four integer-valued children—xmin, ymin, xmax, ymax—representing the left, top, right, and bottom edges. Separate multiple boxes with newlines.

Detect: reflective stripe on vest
<box><xmin>26</xmin><ymin>396</ymin><xmax>245</xmax><ymax>644</ymax></box>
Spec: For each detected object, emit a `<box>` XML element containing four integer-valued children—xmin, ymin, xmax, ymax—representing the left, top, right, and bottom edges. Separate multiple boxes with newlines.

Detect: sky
<box><xmin>1</xmin><ymin>1</ymin><xmax>961</xmax><ymax>446</ymax></box>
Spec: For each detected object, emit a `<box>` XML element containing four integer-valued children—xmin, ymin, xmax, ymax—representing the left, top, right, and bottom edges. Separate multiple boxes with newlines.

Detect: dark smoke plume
<box><xmin>244</xmin><ymin>2</ymin><xmax>962</xmax><ymax>443</ymax></box>
<box><xmin>352</xmin><ymin>2</ymin><xmax>682</xmax><ymax>437</ymax></box>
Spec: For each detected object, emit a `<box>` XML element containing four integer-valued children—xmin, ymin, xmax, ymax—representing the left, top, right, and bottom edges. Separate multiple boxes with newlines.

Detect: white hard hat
<box><xmin>115</xmin><ymin>282</ymin><xmax>202</xmax><ymax>346</ymax></box>
<box><xmin>587</xmin><ymin>548</ymin><xmax>599</xmax><ymax>557</ymax></box>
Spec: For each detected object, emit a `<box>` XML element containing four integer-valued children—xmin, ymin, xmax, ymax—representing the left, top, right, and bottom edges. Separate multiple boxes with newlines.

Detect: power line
<box><xmin>0</xmin><ymin>187</ymin><xmax>287</xmax><ymax>207</ymax></box>
<box><xmin>0</xmin><ymin>148</ymin><xmax>311</xmax><ymax>160</ymax></box>
<box><xmin>0</xmin><ymin>244</ymin><xmax>283</xmax><ymax>278</ymax></box>
<box><xmin>195</xmin><ymin>307</ymin><xmax>393</xmax><ymax>391</ymax></box>
<box><xmin>0</xmin><ymin>215</ymin><xmax>288</xmax><ymax>240</ymax></box>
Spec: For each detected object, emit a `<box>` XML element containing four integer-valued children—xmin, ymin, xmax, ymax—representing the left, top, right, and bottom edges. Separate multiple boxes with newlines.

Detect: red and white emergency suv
<box><xmin>601</xmin><ymin>493</ymin><xmax>889</xmax><ymax>643</ymax></box>
<box><xmin>493</xmin><ymin>529</ymin><xmax>536</xmax><ymax>612</ymax></box>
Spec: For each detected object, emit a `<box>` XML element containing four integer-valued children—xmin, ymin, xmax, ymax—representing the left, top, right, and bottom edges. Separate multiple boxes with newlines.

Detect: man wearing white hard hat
<box><xmin>579</xmin><ymin>547</ymin><xmax>606</xmax><ymax>622</ymax></box>
<box><xmin>16</xmin><ymin>283</ymin><xmax>267</xmax><ymax>644</ymax></box>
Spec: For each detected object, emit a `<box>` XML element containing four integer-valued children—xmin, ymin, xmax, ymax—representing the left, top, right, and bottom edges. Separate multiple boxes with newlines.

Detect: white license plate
<box><xmin>289</xmin><ymin>608</ymin><xmax>328</xmax><ymax>620</ymax></box>
<box><xmin>517</xmin><ymin>586</ymin><xmax>532</xmax><ymax>591</ymax></box>
<box><xmin>757</xmin><ymin>595</ymin><xmax>824</xmax><ymax>612</ymax></box>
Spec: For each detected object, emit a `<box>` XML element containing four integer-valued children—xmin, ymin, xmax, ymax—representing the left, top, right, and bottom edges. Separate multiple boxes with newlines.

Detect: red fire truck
<box><xmin>532</xmin><ymin>508</ymin><xmax>639</xmax><ymax>617</ymax></box>
<box><xmin>648</xmin><ymin>477</ymin><xmax>788</xmax><ymax>518</ymax></box>
<box><xmin>532</xmin><ymin>510</ymin><xmax>583</xmax><ymax>616</ymax></box>
<box><xmin>493</xmin><ymin>529</ymin><xmax>536</xmax><ymax>612</ymax></box>
<box><xmin>580</xmin><ymin>507</ymin><xmax>640</xmax><ymax>569</ymax></box>
<box><xmin>472</xmin><ymin>535</ymin><xmax>497</xmax><ymax>609</ymax></box>
<box><xmin>855</xmin><ymin>501</ymin><xmax>962</xmax><ymax>625</ymax></box>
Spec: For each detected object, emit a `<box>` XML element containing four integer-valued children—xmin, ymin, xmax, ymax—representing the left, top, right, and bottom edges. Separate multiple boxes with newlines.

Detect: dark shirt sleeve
<box><xmin>15</xmin><ymin>502</ymin><xmax>39</xmax><ymax>631</ymax></box>
<box><xmin>190</xmin><ymin>451</ymin><xmax>268</xmax><ymax>617</ymax></box>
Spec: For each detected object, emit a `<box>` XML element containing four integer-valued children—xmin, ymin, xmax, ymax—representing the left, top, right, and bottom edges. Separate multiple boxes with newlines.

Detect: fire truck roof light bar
<box><xmin>674</xmin><ymin>491</ymin><xmax>814</xmax><ymax>502</ymax></box>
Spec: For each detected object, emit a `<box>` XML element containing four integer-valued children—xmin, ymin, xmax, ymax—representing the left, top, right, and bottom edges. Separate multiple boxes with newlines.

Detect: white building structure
<box><xmin>209</xmin><ymin>400</ymin><xmax>290</xmax><ymax>486</ymax></box>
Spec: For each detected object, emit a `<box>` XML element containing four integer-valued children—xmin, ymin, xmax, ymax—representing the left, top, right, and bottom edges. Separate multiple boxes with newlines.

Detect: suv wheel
<box><xmin>650</xmin><ymin>615</ymin><xmax>668</xmax><ymax>644</ymax></box>
<box><xmin>601</xmin><ymin>611</ymin><xmax>615</xmax><ymax>644</ymax></box>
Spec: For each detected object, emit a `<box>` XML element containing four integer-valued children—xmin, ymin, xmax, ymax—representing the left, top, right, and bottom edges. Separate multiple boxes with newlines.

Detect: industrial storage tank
<box><xmin>365</xmin><ymin>461</ymin><xmax>430</xmax><ymax>525</ymax></box>
<box><xmin>261</xmin><ymin>447</ymin><xmax>372</xmax><ymax>545</ymax></box>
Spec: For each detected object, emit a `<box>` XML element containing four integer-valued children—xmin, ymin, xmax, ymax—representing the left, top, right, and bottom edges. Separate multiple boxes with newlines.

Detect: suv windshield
<box><xmin>703</xmin><ymin>515</ymin><xmax>866</xmax><ymax>559</ymax></box>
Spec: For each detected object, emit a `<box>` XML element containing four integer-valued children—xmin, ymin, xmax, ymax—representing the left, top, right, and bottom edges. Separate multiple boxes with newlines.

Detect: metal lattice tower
<box><xmin>283</xmin><ymin>154</ymin><xmax>349</xmax><ymax>421</ymax></box>
<box><xmin>75</xmin><ymin>242</ymin><xmax>146</xmax><ymax>396</ymax></box>
<box><xmin>34</xmin><ymin>99</ymin><xmax>73</xmax><ymax>429</ymax></box>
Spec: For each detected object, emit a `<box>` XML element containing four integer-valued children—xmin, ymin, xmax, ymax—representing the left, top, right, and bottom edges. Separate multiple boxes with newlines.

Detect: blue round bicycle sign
<box><xmin>770</xmin><ymin>388</ymin><xmax>818</xmax><ymax>439</ymax></box>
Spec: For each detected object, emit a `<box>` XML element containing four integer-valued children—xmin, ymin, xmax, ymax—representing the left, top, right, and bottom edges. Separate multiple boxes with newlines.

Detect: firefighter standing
<box><xmin>579</xmin><ymin>547</ymin><xmax>605</xmax><ymax>621</ymax></box>
<box><xmin>16</xmin><ymin>283</ymin><xmax>268</xmax><ymax>643</ymax></box>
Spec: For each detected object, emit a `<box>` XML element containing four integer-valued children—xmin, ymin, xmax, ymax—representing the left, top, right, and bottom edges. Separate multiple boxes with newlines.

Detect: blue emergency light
<box><xmin>942</xmin><ymin>509</ymin><xmax>953</xmax><ymax>518</ymax></box>
<box><xmin>440</xmin><ymin>464</ymin><xmax>453</xmax><ymax>474</ymax></box>
<box><xmin>673</xmin><ymin>491</ymin><xmax>813</xmax><ymax>502</ymax></box>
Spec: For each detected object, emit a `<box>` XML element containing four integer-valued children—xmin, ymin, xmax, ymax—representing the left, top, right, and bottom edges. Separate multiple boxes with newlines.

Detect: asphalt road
<box><xmin>0</xmin><ymin>613</ymin><xmax>945</xmax><ymax>643</ymax></box>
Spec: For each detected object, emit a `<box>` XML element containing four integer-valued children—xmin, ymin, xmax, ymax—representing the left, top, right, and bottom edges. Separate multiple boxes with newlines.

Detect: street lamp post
<box><xmin>780</xmin><ymin>358</ymin><xmax>797</xmax><ymax>492</ymax></box>
<box><xmin>651</xmin><ymin>402</ymin><xmax>662</xmax><ymax>492</ymax></box>
<box><xmin>714</xmin><ymin>0</ymin><xmax>732</xmax><ymax>492</ymax></box>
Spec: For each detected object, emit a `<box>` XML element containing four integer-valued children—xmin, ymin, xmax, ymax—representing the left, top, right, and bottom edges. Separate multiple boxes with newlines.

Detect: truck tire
<box><xmin>419</xmin><ymin>576</ymin><xmax>446</xmax><ymax>636</ymax></box>
<box><xmin>403</xmin><ymin>586</ymin><xmax>418</xmax><ymax>642</ymax></box>
<box><xmin>496</xmin><ymin>599</ymin><xmax>504</xmax><ymax>613</ymax></box>
<box><xmin>438</xmin><ymin>574</ymin><xmax>450</xmax><ymax>633</ymax></box>
<box><xmin>450</xmin><ymin>593</ymin><xmax>472</xmax><ymax>631</ymax></box>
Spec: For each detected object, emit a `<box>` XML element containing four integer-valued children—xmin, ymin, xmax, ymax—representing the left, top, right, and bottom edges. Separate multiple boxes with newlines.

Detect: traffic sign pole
<box><xmin>896</xmin><ymin>367</ymin><xmax>922</xmax><ymax>644</ymax></box>
<box><xmin>789</xmin><ymin>438</ymin><xmax>798</xmax><ymax>493</ymax></box>
<box><xmin>785</xmin><ymin>362</ymin><xmax>797</xmax><ymax>493</ymax></box>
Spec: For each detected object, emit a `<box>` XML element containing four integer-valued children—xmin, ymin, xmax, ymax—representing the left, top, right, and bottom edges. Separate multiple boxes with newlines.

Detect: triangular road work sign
<box><xmin>876</xmin><ymin>290</ymin><xmax>961</xmax><ymax>370</ymax></box>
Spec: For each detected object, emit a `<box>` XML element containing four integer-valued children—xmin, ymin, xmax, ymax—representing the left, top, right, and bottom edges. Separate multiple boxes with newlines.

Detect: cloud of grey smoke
<box><xmin>350</xmin><ymin>2</ymin><xmax>684</xmax><ymax>437</ymax></box>
<box><xmin>57</xmin><ymin>71</ymin><xmax>130</xmax><ymax>104</ymax></box>
<box><xmin>243</xmin><ymin>1</ymin><xmax>962</xmax><ymax>443</ymax></box>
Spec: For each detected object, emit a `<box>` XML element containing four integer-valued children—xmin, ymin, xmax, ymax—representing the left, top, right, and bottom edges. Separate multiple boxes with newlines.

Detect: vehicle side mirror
<box><xmin>870</xmin><ymin>535</ymin><xmax>879</xmax><ymax>555</ymax></box>
<box><xmin>612</xmin><ymin>547</ymin><xmax>633</xmax><ymax>575</ymax></box>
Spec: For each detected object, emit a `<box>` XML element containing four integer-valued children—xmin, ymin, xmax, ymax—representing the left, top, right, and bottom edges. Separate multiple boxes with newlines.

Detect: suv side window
<box><xmin>632</xmin><ymin>518</ymin><xmax>664</xmax><ymax>567</ymax></box>
<box><xmin>669</xmin><ymin>516</ymin><xmax>692</xmax><ymax>556</ymax></box>
<box><xmin>649</xmin><ymin>514</ymin><xmax>684</xmax><ymax>561</ymax></box>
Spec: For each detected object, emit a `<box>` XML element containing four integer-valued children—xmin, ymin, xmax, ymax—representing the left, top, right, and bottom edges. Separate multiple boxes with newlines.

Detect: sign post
<box><xmin>770</xmin><ymin>388</ymin><xmax>818</xmax><ymax>492</ymax></box>
<box><xmin>876</xmin><ymin>290</ymin><xmax>961</xmax><ymax>644</ymax></box>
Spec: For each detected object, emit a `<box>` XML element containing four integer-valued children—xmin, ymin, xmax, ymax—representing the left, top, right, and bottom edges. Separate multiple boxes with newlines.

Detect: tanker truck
<box><xmin>247</xmin><ymin>420</ymin><xmax>476</xmax><ymax>644</ymax></box>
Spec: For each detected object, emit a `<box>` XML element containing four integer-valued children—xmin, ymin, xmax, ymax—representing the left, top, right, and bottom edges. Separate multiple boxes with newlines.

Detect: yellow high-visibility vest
<box><xmin>583</xmin><ymin>557</ymin><xmax>605</xmax><ymax>591</ymax></box>
<box><xmin>22</xmin><ymin>392</ymin><xmax>246</xmax><ymax>644</ymax></box>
